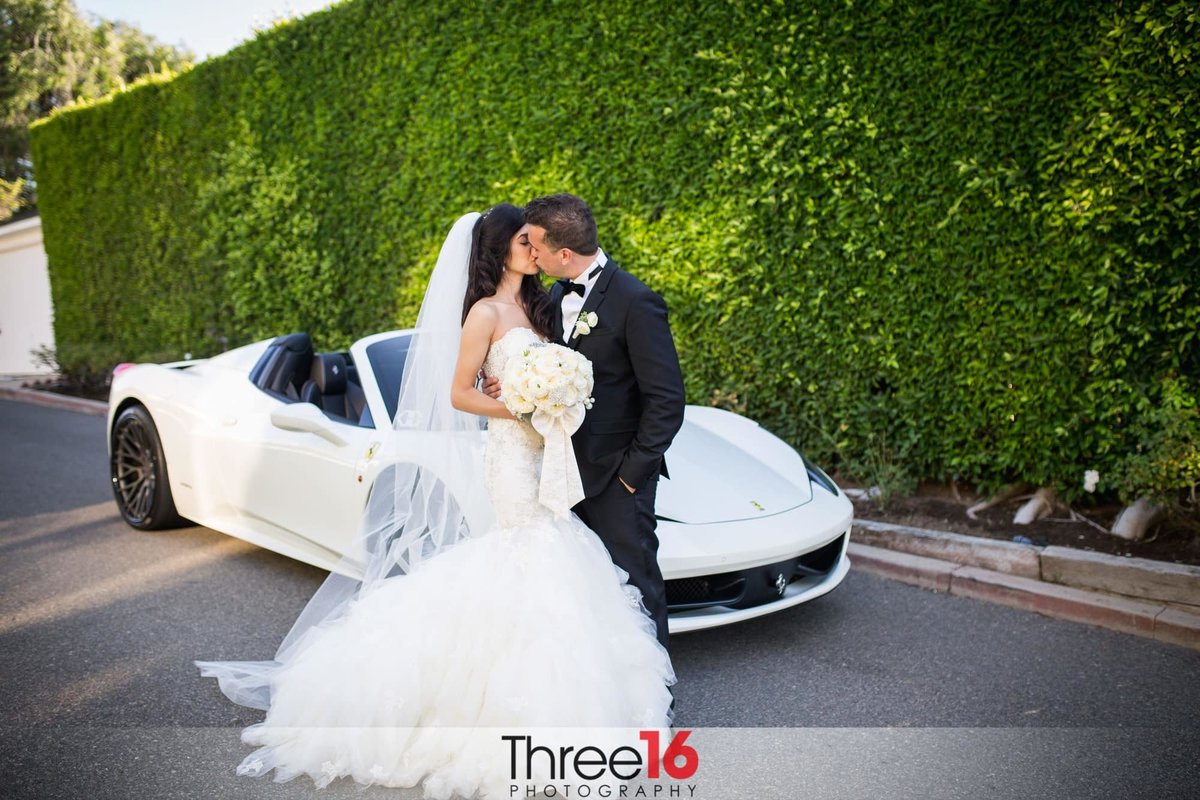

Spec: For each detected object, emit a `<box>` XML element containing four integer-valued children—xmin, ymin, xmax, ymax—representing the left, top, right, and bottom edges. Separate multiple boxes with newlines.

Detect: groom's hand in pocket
<box><xmin>480</xmin><ymin>374</ymin><xmax>502</xmax><ymax>399</ymax></box>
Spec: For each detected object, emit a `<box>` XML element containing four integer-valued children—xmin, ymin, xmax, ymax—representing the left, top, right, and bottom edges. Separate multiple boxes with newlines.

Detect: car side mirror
<box><xmin>269</xmin><ymin>403</ymin><xmax>348</xmax><ymax>447</ymax></box>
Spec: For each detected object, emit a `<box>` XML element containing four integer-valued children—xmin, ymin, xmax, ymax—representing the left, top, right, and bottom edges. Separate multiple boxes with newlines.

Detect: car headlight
<box><xmin>803</xmin><ymin>456</ymin><xmax>839</xmax><ymax>496</ymax></box>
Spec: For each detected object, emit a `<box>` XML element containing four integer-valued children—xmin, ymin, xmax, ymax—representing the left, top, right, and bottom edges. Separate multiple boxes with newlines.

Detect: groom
<box><xmin>493</xmin><ymin>193</ymin><xmax>685</xmax><ymax>650</ymax></box>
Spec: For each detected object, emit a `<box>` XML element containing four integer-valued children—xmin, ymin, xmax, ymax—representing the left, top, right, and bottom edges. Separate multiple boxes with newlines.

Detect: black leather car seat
<box><xmin>301</xmin><ymin>353</ymin><xmax>367</xmax><ymax>423</ymax></box>
<box><xmin>249</xmin><ymin>332</ymin><xmax>314</xmax><ymax>401</ymax></box>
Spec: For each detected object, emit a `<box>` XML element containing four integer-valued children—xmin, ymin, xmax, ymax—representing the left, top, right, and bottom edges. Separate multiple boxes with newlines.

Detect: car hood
<box><xmin>655</xmin><ymin>407</ymin><xmax>813</xmax><ymax>524</ymax></box>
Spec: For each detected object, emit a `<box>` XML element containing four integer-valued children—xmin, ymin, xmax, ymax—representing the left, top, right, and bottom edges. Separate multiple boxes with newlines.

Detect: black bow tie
<box><xmin>557</xmin><ymin>265</ymin><xmax>604</xmax><ymax>298</ymax></box>
<box><xmin>558</xmin><ymin>280</ymin><xmax>585</xmax><ymax>297</ymax></box>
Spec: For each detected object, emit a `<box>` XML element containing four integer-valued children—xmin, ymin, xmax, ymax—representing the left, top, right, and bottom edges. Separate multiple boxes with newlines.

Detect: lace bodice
<box><xmin>482</xmin><ymin>327</ymin><xmax>554</xmax><ymax>529</ymax></box>
<box><xmin>482</xmin><ymin>325</ymin><xmax>539</xmax><ymax>379</ymax></box>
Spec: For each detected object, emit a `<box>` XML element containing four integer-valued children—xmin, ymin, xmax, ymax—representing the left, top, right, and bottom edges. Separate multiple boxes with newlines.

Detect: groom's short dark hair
<box><xmin>525</xmin><ymin>194</ymin><xmax>598</xmax><ymax>256</ymax></box>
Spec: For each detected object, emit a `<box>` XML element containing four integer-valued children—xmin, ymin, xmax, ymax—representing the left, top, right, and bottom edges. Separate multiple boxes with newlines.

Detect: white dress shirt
<box><xmin>560</xmin><ymin>248</ymin><xmax>608</xmax><ymax>342</ymax></box>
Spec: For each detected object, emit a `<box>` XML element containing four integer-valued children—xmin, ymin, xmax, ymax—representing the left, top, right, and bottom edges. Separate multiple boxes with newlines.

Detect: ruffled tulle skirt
<box><xmin>197</xmin><ymin>513</ymin><xmax>675</xmax><ymax>799</ymax></box>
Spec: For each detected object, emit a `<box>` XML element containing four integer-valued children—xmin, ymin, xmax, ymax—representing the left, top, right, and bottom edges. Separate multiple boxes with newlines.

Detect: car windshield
<box><xmin>365</xmin><ymin>334</ymin><xmax>412</xmax><ymax>423</ymax></box>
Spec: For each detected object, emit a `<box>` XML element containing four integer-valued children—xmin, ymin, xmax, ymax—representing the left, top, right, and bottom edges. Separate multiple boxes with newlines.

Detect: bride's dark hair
<box><xmin>462</xmin><ymin>203</ymin><xmax>556</xmax><ymax>340</ymax></box>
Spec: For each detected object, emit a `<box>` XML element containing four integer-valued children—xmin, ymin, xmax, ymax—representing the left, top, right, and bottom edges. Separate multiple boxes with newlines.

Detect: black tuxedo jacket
<box><xmin>550</xmin><ymin>259</ymin><xmax>685</xmax><ymax>497</ymax></box>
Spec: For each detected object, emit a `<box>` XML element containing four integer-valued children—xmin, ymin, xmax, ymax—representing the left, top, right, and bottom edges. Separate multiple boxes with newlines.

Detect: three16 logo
<box><xmin>503</xmin><ymin>730</ymin><xmax>699</xmax><ymax>782</ymax></box>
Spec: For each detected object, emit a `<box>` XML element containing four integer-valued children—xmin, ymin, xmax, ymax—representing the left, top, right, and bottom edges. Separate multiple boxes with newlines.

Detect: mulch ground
<box><xmin>21</xmin><ymin>378</ymin><xmax>109</xmax><ymax>402</ymax></box>
<box><xmin>851</xmin><ymin>484</ymin><xmax>1200</xmax><ymax>567</ymax></box>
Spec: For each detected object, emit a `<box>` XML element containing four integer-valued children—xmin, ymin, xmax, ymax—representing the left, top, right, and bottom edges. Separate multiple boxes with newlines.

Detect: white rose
<box><xmin>1083</xmin><ymin>470</ymin><xmax>1100</xmax><ymax>493</ymax></box>
<box><xmin>585</xmin><ymin>312</ymin><xmax>598</xmax><ymax>327</ymax></box>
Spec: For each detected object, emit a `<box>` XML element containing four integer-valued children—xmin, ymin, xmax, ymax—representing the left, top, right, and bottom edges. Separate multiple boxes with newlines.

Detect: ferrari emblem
<box><xmin>775</xmin><ymin>573</ymin><xmax>788</xmax><ymax>596</ymax></box>
<box><xmin>365</xmin><ymin>442</ymin><xmax>380</xmax><ymax>460</ymax></box>
<box><xmin>751</xmin><ymin>500</ymin><xmax>765</xmax><ymax>511</ymax></box>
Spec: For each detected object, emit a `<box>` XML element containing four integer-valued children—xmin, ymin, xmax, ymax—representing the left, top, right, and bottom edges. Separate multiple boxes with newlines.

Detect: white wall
<box><xmin>0</xmin><ymin>216</ymin><xmax>56</xmax><ymax>376</ymax></box>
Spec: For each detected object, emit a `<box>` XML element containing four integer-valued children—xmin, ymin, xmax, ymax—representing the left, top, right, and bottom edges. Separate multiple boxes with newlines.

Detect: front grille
<box><xmin>666</xmin><ymin>573</ymin><xmax>745</xmax><ymax>611</ymax></box>
<box><xmin>797</xmin><ymin>531</ymin><xmax>846</xmax><ymax>575</ymax></box>
<box><xmin>666</xmin><ymin>531</ymin><xmax>847</xmax><ymax>612</ymax></box>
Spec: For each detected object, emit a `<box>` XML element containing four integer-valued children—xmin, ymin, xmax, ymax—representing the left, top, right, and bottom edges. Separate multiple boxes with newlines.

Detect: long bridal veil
<box><xmin>196</xmin><ymin>211</ymin><xmax>490</xmax><ymax>710</ymax></box>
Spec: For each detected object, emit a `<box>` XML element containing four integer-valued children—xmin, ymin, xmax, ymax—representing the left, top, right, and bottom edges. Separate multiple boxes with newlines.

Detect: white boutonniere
<box><xmin>574</xmin><ymin>311</ymin><xmax>599</xmax><ymax>338</ymax></box>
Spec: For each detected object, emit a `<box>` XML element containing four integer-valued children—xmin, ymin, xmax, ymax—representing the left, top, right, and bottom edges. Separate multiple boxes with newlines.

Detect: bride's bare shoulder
<box><xmin>461</xmin><ymin>300</ymin><xmax>501</xmax><ymax>342</ymax></box>
<box><xmin>463</xmin><ymin>299</ymin><xmax>500</xmax><ymax>324</ymax></box>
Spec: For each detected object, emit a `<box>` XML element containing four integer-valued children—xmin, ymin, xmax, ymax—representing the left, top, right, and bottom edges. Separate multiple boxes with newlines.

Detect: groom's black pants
<box><xmin>573</xmin><ymin>474</ymin><xmax>671</xmax><ymax>651</ymax></box>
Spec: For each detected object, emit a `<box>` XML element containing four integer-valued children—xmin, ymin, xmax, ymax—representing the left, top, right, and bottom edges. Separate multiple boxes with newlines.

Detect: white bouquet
<box><xmin>500</xmin><ymin>342</ymin><xmax>595</xmax><ymax>517</ymax></box>
<box><xmin>500</xmin><ymin>342</ymin><xmax>594</xmax><ymax>421</ymax></box>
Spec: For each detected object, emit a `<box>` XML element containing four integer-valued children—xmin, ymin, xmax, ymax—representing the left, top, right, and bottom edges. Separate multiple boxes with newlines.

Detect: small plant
<box><xmin>30</xmin><ymin>343</ymin><xmax>124</xmax><ymax>397</ymax></box>
<box><xmin>1115</xmin><ymin>379</ymin><xmax>1200</xmax><ymax>530</ymax></box>
<box><xmin>845</xmin><ymin>429</ymin><xmax>918</xmax><ymax>508</ymax></box>
<box><xmin>804</xmin><ymin>418</ymin><xmax>917</xmax><ymax>508</ymax></box>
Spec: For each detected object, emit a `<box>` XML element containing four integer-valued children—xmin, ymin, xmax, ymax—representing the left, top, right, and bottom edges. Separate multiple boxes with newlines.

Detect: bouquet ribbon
<box><xmin>531</xmin><ymin>404</ymin><xmax>587</xmax><ymax>518</ymax></box>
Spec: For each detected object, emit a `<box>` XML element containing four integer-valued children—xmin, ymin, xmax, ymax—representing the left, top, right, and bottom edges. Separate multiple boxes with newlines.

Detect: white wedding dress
<box><xmin>214</xmin><ymin>326</ymin><xmax>674</xmax><ymax>798</ymax></box>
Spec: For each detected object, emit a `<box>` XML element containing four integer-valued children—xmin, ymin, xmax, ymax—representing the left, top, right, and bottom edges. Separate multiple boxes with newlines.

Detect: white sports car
<box><xmin>107</xmin><ymin>330</ymin><xmax>852</xmax><ymax>632</ymax></box>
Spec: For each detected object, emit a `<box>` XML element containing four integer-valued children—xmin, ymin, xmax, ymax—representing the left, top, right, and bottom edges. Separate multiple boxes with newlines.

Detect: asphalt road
<box><xmin>1</xmin><ymin>397</ymin><xmax>1197</xmax><ymax>799</ymax></box>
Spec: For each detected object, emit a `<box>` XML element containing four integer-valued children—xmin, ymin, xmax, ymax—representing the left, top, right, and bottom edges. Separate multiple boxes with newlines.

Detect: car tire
<box><xmin>110</xmin><ymin>404</ymin><xmax>188</xmax><ymax>530</ymax></box>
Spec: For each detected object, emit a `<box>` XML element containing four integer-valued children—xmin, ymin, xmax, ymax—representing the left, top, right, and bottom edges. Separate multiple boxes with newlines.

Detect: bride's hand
<box><xmin>480</xmin><ymin>375</ymin><xmax>502</xmax><ymax>400</ymax></box>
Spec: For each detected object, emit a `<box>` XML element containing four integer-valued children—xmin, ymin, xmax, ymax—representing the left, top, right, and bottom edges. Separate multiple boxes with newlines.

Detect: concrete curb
<box><xmin>1040</xmin><ymin>545</ymin><xmax>1200</xmax><ymax>606</ymax></box>
<box><xmin>853</xmin><ymin>518</ymin><xmax>1041</xmax><ymax>579</ymax></box>
<box><xmin>852</xmin><ymin>518</ymin><xmax>1200</xmax><ymax>607</ymax></box>
<box><xmin>848</xmin><ymin>542</ymin><xmax>1200</xmax><ymax>651</ymax></box>
<box><xmin>0</xmin><ymin>384</ymin><xmax>108</xmax><ymax>417</ymax></box>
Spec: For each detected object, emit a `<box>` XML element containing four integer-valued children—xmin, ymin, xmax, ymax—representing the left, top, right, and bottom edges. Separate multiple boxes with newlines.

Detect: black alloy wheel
<box><xmin>110</xmin><ymin>404</ymin><xmax>186</xmax><ymax>529</ymax></box>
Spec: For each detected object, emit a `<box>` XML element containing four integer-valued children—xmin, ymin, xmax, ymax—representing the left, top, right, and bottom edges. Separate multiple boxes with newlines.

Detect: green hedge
<box><xmin>30</xmin><ymin>0</ymin><xmax>1199</xmax><ymax>504</ymax></box>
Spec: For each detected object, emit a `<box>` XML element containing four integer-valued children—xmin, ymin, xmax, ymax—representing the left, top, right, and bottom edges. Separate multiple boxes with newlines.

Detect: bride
<box><xmin>195</xmin><ymin>205</ymin><xmax>675</xmax><ymax>798</ymax></box>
